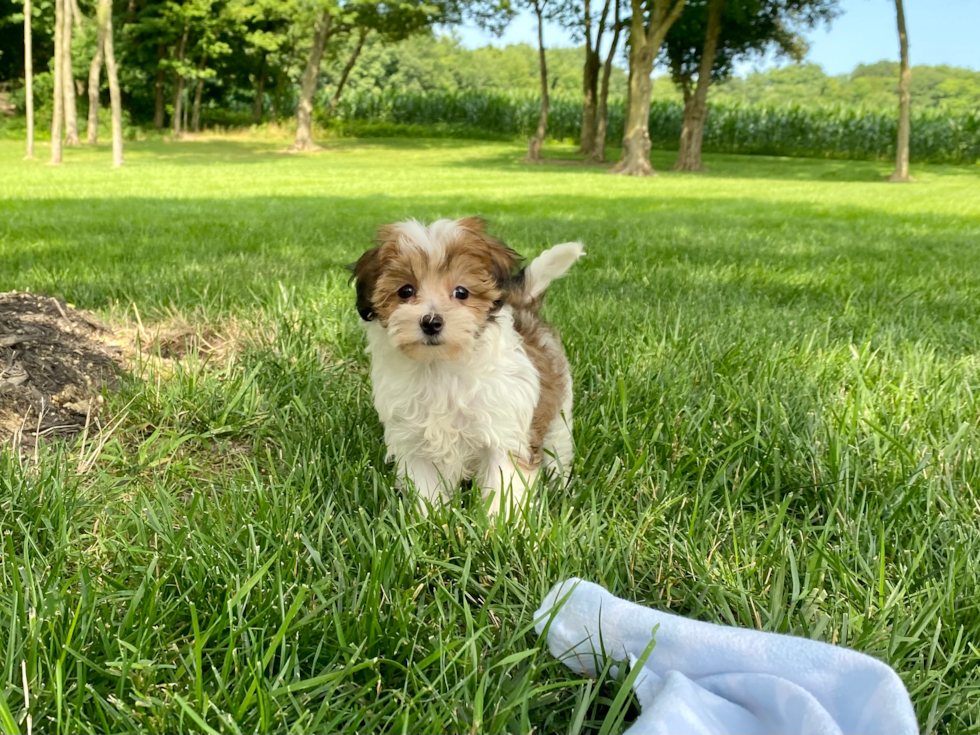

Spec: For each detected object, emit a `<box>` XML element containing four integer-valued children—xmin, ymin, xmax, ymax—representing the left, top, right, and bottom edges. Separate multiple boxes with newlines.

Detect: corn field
<box><xmin>330</xmin><ymin>90</ymin><xmax>980</xmax><ymax>164</ymax></box>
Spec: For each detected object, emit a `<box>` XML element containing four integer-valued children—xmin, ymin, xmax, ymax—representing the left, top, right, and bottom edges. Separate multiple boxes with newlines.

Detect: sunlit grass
<box><xmin>0</xmin><ymin>138</ymin><xmax>978</xmax><ymax>734</ymax></box>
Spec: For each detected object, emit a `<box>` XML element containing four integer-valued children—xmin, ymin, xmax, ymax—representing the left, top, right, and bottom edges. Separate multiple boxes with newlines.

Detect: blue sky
<box><xmin>453</xmin><ymin>0</ymin><xmax>980</xmax><ymax>76</ymax></box>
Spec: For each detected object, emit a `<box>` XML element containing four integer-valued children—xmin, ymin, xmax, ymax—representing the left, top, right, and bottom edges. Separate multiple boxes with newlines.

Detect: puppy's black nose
<box><xmin>420</xmin><ymin>314</ymin><xmax>443</xmax><ymax>336</ymax></box>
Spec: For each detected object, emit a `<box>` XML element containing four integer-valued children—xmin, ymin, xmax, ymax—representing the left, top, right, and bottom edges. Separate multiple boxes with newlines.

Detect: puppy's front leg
<box><xmin>399</xmin><ymin>458</ymin><xmax>453</xmax><ymax>516</ymax></box>
<box><xmin>481</xmin><ymin>452</ymin><xmax>538</xmax><ymax>521</ymax></box>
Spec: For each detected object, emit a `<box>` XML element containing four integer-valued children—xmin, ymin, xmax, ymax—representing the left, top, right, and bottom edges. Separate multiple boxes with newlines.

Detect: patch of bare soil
<box><xmin>120</xmin><ymin>313</ymin><xmax>255</xmax><ymax>371</ymax></box>
<box><xmin>0</xmin><ymin>292</ymin><xmax>123</xmax><ymax>452</ymax></box>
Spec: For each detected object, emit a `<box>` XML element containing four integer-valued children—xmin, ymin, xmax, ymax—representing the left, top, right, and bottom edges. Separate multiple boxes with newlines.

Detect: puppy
<box><xmin>349</xmin><ymin>218</ymin><xmax>583</xmax><ymax>518</ymax></box>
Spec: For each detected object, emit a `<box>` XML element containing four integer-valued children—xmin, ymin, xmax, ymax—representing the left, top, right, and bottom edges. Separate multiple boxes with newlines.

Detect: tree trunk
<box><xmin>526</xmin><ymin>0</ymin><xmax>549</xmax><ymax>163</ymax></box>
<box><xmin>86</xmin><ymin>31</ymin><xmax>104</xmax><ymax>144</ymax></box>
<box><xmin>23</xmin><ymin>0</ymin><xmax>34</xmax><ymax>159</ymax></box>
<box><xmin>579</xmin><ymin>56</ymin><xmax>600</xmax><ymax>157</ymax></box>
<box><xmin>172</xmin><ymin>26</ymin><xmax>188</xmax><ymax>137</ymax></box>
<box><xmin>272</xmin><ymin>73</ymin><xmax>282</xmax><ymax>120</ymax></box>
<box><xmin>326</xmin><ymin>27</ymin><xmax>368</xmax><ymax>119</ymax></box>
<box><xmin>153</xmin><ymin>44</ymin><xmax>165</xmax><ymax>128</ymax></box>
<box><xmin>672</xmin><ymin>0</ymin><xmax>722</xmax><ymax>172</ymax></box>
<box><xmin>173</xmin><ymin>78</ymin><xmax>185</xmax><ymax>135</ymax></box>
<box><xmin>888</xmin><ymin>0</ymin><xmax>912</xmax><ymax>182</ymax></box>
<box><xmin>614</xmin><ymin>27</ymin><xmax>655</xmax><ymax>175</ymax></box>
<box><xmin>192</xmin><ymin>79</ymin><xmax>204</xmax><ymax>132</ymax></box>
<box><xmin>69</xmin><ymin>0</ymin><xmax>82</xmax><ymax>28</ymax></box>
<box><xmin>99</xmin><ymin>0</ymin><xmax>123</xmax><ymax>166</ymax></box>
<box><xmin>291</xmin><ymin>12</ymin><xmax>333</xmax><ymax>151</ymax></box>
<box><xmin>611</xmin><ymin>0</ymin><xmax>688</xmax><ymax>176</ymax></box>
<box><xmin>50</xmin><ymin>0</ymin><xmax>64</xmax><ymax>164</ymax></box>
<box><xmin>192</xmin><ymin>53</ymin><xmax>207</xmax><ymax>132</ymax></box>
<box><xmin>578</xmin><ymin>0</ymin><xmax>600</xmax><ymax>156</ymax></box>
<box><xmin>252</xmin><ymin>53</ymin><xmax>266</xmax><ymax>123</ymax></box>
<box><xmin>590</xmin><ymin>0</ymin><xmax>621</xmax><ymax>163</ymax></box>
<box><xmin>62</xmin><ymin>0</ymin><xmax>81</xmax><ymax>146</ymax></box>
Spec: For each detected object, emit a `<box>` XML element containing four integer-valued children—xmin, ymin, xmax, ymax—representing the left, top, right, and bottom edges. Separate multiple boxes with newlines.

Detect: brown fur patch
<box><xmin>511</xmin><ymin>306</ymin><xmax>569</xmax><ymax>463</ymax></box>
<box><xmin>454</xmin><ymin>220</ymin><xmax>523</xmax><ymax>286</ymax></box>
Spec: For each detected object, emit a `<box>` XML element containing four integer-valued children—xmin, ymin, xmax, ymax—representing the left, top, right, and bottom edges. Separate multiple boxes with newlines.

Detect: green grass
<box><xmin>1</xmin><ymin>137</ymin><xmax>979</xmax><ymax>734</ymax></box>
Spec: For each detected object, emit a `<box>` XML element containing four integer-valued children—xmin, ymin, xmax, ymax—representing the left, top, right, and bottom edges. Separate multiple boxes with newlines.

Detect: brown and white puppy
<box><xmin>350</xmin><ymin>217</ymin><xmax>583</xmax><ymax>518</ymax></box>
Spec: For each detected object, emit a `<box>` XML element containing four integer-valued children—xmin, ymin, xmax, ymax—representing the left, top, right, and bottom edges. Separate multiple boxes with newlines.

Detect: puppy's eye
<box><xmin>453</xmin><ymin>286</ymin><xmax>469</xmax><ymax>300</ymax></box>
<box><xmin>398</xmin><ymin>285</ymin><xmax>415</xmax><ymax>299</ymax></box>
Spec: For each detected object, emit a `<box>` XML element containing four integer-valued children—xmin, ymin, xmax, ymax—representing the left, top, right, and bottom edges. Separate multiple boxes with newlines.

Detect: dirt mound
<box><xmin>0</xmin><ymin>292</ymin><xmax>123</xmax><ymax>452</ymax></box>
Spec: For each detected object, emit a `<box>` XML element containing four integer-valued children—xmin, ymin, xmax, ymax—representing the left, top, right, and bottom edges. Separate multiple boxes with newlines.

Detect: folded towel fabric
<box><xmin>534</xmin><ymin>578</ymin><xmax>918</xmax><ymax>735</ymax></box>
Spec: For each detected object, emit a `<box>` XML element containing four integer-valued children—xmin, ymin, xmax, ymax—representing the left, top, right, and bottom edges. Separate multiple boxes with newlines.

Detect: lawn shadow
<box><xmin>2</xmin><ymin>192</ymin><xmax>978</xmax><ymax>356</ymax></box>
<box><xmin>439</xmin><ymin>143</ymin><xmax>979</xmax><ymax>183</ymax></box>
<box><xmin>59</xmin><ymin>137</ymin><xmax>521</xmax><ymax>167</ymax></box>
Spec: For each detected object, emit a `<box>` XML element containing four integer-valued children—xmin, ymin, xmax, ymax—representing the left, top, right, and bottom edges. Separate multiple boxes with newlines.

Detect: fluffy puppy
<box><xmin>350</xmin><ymin>217</ymin><xmax>583</xmax><ymax>518</ymax></box>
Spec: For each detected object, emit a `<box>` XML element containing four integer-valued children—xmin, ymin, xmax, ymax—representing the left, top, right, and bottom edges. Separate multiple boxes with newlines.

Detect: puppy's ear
<box><xmin>347</xmin><ymin>247</ymin><xmax>383</xmax><ymax>322</ymax></box>
<box><xmin>457</xmin><ymin>216</ymin><xmax>486</xmax><ymax>233</ymax></box>
<box><xmin>486</xmin><ymin>238</ymin><xmax>523</xmax><ymax>285</ymax></box>
<box><xmin>457</xmin><ymin>218</ymin><xmax>522</xmax><ymax>285</ymax></box>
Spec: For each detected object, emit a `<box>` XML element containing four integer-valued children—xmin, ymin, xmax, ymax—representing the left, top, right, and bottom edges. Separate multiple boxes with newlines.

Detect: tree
<box><xmin>98</xmin><ymin>0</ymin><xmax>123</xmax><ymax>165</ymax></box>
<box><xmin>577</xmin><ymin>0</ymin><xmax>618</xmax><ymax>157</ymax></box>
<box><xmin>290</xmin><ymin>0</ymin><xmax>459</xmax><ymax>152</ymax></box>
<box><xmin>223</xmin><ymin>0</ymin><xmax>297</xmax><ymax>124</ymax></box>
<box><xmin>190</xmin><ymin>53</ymin><xmax>208</xmax><ymax>131</ymax></box>
<box><xmin>291</xmin><ymin>10</ymin><xmax>334</xmax><ymax>151</ymax></box>
<box><xmin>325</xmin><ymin>26</ymin><xmax>369</xmax><ymax>119</ymax></box>
<box><xmin>23</xmin><ymin>0</ymin><xmax>34</xmax><ymax>159</ymax></box>
<box><xmin>525</xmin><ymin>0</ymin><xmax>551</xmax><ymax>162</ymax></box>
<box><xmin>664</xmin><ymin>0</ymin><xmax>836</xmax><ymax>172</ymax></box>
<box><xmin>252</xmin><ymin>49</ymin><xmax>266</xmax><ymax>121</ymax></box>
<box><xmin>83</xmin><ymin>0</ymin><xmax>124</xmax><ymax>153</ymax></box>
<box><xmin>589</xmin><ymin>0</ymin><xmax>622</xmax><ymax>162</ymax></box>
<box><xmin>62</xmin><ymin>0</ymin><xmax>80</xmax><ymax>145</ymax></box>
<box><xmin>329</xmin><ymin>0</ymin><xmax>463</xmax><ymax>116</ymax></box>
<box><xmin>611</xmin><ymin>0</ymin><xmax>687</xmax><ymax>176</ymax></box>
<box><xmin>888</xmin><ymin>0</ymin><xmax>911</xmax><ymax>182</ymax></box>
<box><xmin>50</xmin><ymin>0</ymin><xmax>64</xmax><ymax>164</ymax></box>
<box><xmin>153</xmin><ymin>44</ymin><xmax>166</xmax><ymax>127</ymax></box>
<box><xmin>188</xmin><ymin>26</ymin><xmax>233</xmax><ymax>133</ymax></box>
<box><xmin>171</xmin><ymin>23</ymin><xmax>189</xmax><ymax>135</ymax></box>
<box><xmin>86</xmin><ymin>12</ymin><xmax>105</xmax><ymax>144</ymax></box>
<box><xmin>669</xmin><ymin>0</ymin><xmax>721</xmax><ymax>171</ymax></box>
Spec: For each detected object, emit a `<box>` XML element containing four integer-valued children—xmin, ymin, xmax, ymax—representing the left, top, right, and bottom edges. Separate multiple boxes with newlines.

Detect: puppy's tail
<box><xmin>506</xmin><ymin>242</ymin><xmax>585</xmax><ymax>311</ymax></box>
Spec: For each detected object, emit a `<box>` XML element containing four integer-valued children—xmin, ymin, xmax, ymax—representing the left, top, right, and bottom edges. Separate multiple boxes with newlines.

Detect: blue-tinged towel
<box><xmin>535</xmin><ymin>578</ymin><xmax>918</xmax><ymax>735</ymax></box>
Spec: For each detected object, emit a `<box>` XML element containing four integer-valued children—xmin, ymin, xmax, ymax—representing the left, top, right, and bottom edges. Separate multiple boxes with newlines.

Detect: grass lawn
<box><xmin>1</xmin><ymin>137</ymin><xmax>979</xmax><ymax>734</ymax></box>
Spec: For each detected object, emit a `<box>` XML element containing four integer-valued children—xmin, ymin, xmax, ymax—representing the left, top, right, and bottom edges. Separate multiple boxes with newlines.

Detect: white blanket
<box><xmin>534</xmin><ymin>578</ymin><xmax>918</xmax><ymax>735</ymax></box>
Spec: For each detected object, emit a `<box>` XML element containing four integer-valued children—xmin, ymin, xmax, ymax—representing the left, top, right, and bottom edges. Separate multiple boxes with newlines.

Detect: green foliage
<box><xmin>332</xmin><ymin>89</ymin><xmax>980</xmax><ymax>163</ymax></box>
<box><xmin>329</xmin><ymin>88</ymin><xmax>584</xmax><ymax>140</ymax></box>
<box><xmin>672</xmin><ymin>100</ymin><xmax>980</xmax><ymax>164</ymax></box>
<box><xmin>327</xmin><ymin>118</ymin><xmax>514</xmax><ymax>140</ymax></box>
<box><xmin>662</xmin><ymin>0</ymin><xmax>837</xmax><ymax>88</ymax></box>
<box><xmin>321</xmin><ymin>33</ymin><xmax>628</xmax><ymax>100</ymax></box>
<box><xmin>0</xmin><ymin>138</ymin><xmax>979</xmax><ymax>733</ymax></box>
<box><xmin>712</xmin><ymin>61</ymin><xmax>980</xmax><ymax>114</ymax></box>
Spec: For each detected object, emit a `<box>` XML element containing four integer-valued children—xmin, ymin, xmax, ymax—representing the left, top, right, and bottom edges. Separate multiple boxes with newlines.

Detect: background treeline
<box><xmin>294</xmin><ymin>36</ymin><xmax>980</xmax><ymax>113</ymax></box>
<box><xmin>4</xmin><ymin>27</ymin><xmax>978</xmax><ymax>124</ymax></box>
<box><xmin>330</xmin><ymin>89</ymin><xmax>980</xmax><ymax>164</ymax></box>
<box><xmin>1</xmin><ymin>0</ymin><xmax>977</xmax><ymax>165</ymax></box>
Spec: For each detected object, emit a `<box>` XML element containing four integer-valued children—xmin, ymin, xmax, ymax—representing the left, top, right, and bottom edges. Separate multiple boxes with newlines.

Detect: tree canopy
<box><xmin>662</xmin><ymin>0</ymin><xmax>837</xmax><ymax>92</ymax></box>
<box><xmin>1</xmin><ymin>0</ymin><xmax>976</xmax><ymax>133</ymax></box>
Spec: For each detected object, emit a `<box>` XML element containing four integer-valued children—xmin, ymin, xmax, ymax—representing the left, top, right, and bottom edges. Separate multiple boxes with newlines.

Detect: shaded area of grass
<box><xmin>0</xmin><ymin>138</ymin><xmax>978</xmax><ymax>734</ymax></box>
